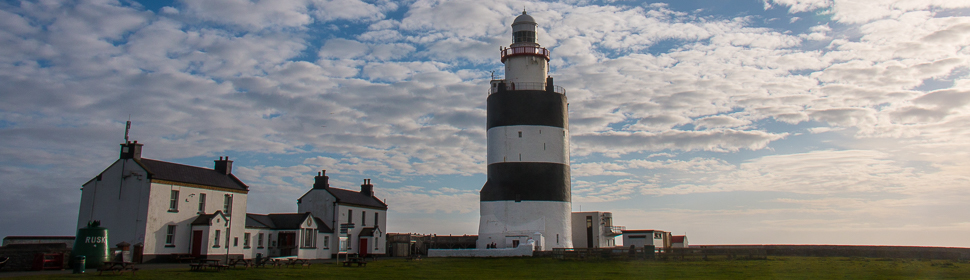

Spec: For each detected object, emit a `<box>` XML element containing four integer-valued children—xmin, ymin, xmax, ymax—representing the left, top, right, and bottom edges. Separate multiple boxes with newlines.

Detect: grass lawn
<box><xmin>9</xmin><ymin>257</ymin><xmax>970</xmax><ymax>279</ymax></box>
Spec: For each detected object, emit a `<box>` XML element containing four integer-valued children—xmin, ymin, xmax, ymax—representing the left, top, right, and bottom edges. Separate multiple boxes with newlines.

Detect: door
<box><xmin>586</xmin><ymin>216</ymin><xmax>594</xmax><ymax>248</ymax></box>
<box><xmin>191</xmin><ymin>231</ymin><xmax>203</xmax><ymax>257</ymax></box>
<box><xmin>359</xmin><ymin>238</ymin><xmax>368</xmax><ymax>257</ymax></box>
<box><xmin>279</xmin><ymin>232</ymin><xmax>297</xmax><ymax>256</ymax></box>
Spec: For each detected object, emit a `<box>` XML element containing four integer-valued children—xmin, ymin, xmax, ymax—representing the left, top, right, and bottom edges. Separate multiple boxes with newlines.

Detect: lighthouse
<box><xmin>478</xmin><ymin>11</ymin><xmax>572</xmax><ymax>250</ymax></box>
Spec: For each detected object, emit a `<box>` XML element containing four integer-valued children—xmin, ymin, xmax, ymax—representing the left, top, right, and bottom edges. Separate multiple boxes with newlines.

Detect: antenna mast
<box><xmin>124</xmin><ymin>115</ymin><xmax>131</xmax><ymax>142</ymax></box>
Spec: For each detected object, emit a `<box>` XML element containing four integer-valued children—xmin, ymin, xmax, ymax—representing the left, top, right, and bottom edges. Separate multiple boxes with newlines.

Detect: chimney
<box><xmin>313</xmin><ymin>170</ymin><xmax>330</xmax><ymax>189</ymax></box>
<box><xmin>214</xmin><ymin>156</ymin><xmax>233</xmax><ymax>175</ymax></box>
<box><xmin>119</xmin><ymin>141</ymin><xmax>143</xmax><ymax>160</ymax></box>
<box><xmin>360</xmin><ymin>179</ymin><xmax>374</xmax><ymax>197</ymax></box>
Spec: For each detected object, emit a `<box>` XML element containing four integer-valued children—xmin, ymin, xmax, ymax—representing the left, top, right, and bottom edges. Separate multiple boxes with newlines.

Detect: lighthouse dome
<box><xmin>512</xmin><ymin>11</ymin><xmax>536</xmax><ymax>25</ymax></box>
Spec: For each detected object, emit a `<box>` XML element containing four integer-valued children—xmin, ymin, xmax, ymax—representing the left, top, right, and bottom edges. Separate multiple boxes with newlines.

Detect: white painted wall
<box><xmin>77</xmin><ymin>159</ymin><xmax>152</xmax><ymax>251</ymax></box>
<box><xmin>478</xmin><ymin>200</ymin><xmax>572</xmax><ymax>250</ymax></box>
<box><xmin>77</xmin><ymin>158</ymin><xmax>250</xmax><ymax>259</ymax></box>
<box><xmin>504</xmin><ymin>55</ymin><xmax>548</xmax><ymax>84</ymax></box>
<box><xmin>487</xmin><ymin>125</ymin><xmax>568</xmax><ymax>164</ymax></box>
<box><xmin>571</xmin><ymin>212</ymin><xmax>616</xmax><ymax>248</ymax></box>
<box><xmin>334</xmin><ymin>204</ymin><xmax>387</xmax><ymax>255</ymax></box>
<box><xmin>144</xmin><ymin>182</ymin><xmax>247</xmax><ymax>257</ymax></box>
<box><xmin>429</xmin><ymin>239</ymin><xmax>535</xmax><ymax>257</ymax></box>
<box><xmin>300</xmin><ymin>187</ymin><xmax>386</xmax><ymax>256</ymax></box>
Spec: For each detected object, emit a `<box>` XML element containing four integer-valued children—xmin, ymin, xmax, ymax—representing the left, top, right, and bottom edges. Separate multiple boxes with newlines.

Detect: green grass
<box><xmin>10</xmin><ymin>257</ymin><xmax>970</xmax><ymax>280</ymax></box>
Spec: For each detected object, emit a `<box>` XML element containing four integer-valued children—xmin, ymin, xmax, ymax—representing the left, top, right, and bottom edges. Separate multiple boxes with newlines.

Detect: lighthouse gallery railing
<box><xmin>489</xmin><ymin>82</ymin><xmax>565</xmax><ymax>95</ymax></box>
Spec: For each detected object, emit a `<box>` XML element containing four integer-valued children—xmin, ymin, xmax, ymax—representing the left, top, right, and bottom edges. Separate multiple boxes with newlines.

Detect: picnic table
<box><xmin>342</xmin><ymin>255</ymin><xmax>367</xmax><ymax>267</ymax></box>
<box><xmin>268</xmin><ymin>257</ymin><xmax>294</xmax><ymax>268</ymax></box>
<box><xmin>190</xmin><ymin>259</ymin><xmax>228</xmax><ymax>271</ymax></box>
<box><xmin>288</xmin><ymin>259</ymin><xmax>311</xmax><ymax>268</ymax></box>
<box><xmin>98</xmin><ymin>261</ymin><xmax>138</xmax><ymax>275</ymax></box>
<box><xmin>228</xmin><ymin>258</ymin><xmax>253</xmax><ymax>268</ymax></box>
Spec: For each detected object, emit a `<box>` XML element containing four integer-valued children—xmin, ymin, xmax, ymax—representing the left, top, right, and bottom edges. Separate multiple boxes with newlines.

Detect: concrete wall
<box><xmin>429</xmin><ymin>240</ymin><xmax>534</xmax><ymax>258</ymax></box>
<box><xmin>479</xmin><ymin>201</ymin><xmax>572</xmax><ymax>250</ymax></box>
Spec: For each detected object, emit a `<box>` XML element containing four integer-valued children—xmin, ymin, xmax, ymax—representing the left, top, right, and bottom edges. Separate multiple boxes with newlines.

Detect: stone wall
<box><xmin>0</xmin><ymin>243</ymin><xmax>72</xmax><ymax>271</ymax></box>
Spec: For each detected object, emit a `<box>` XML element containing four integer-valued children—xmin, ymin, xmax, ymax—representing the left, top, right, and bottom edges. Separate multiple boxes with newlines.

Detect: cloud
<box><xmin>572</xmin><ymin>129</ymin><xmax>788</xmax><ymax>157</ymax></box>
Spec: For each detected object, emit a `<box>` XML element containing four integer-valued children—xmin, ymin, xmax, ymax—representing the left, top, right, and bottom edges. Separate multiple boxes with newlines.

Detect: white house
<box><xmin>77</xmin><ymin>142</ymin><xmax>389</xmax><ymax>262</ymax></box>
<box><xmin>77</xmin><ymin>141</ymin><xmax>249</xmax><ymax>262</ymax></box>
<box><xmin>571</xmin><ymin>212</ymin><xmax>623</xmax><ymax>248</ymax></box>
<box><xmin>298</xmin><ymin>171</ymin><xmax>388</xmax><ymax>258</ymax></box>
<box><xmin>621</xmin><ymin>230</ymin><xmax>670</xmax><ymax>251</ymax></box>
<box><xmin>242</xmin><ymin>212</ymin><xmax>333</xmax><ymax>259</ymax></box>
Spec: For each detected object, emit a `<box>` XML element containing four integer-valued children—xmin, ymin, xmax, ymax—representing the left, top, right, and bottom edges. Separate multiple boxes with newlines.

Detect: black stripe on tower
<box><xmin>487</xmin><ymin>90</ymin><xmax>567</xmax><ymax>130</ymax></box>
<box><xmin>481</xmin><ymin>162</ymin><xmax>571</xmax><ymax>202</ymax></box>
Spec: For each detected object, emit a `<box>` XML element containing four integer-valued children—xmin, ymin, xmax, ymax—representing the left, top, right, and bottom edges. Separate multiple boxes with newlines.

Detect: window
<box><xmin>374</xmin><ymin>213</ymin><xmax>379</xmax><ymax>226</ymax></box>
<box><xmin>347</xmin><ymin>234</ymin><xmax>352</xmax><ymax>250</ymax></box>
<box><xmin>518</xmin><ymin>131</ymin><xmax>522</xmax><ymax>138</ymax></box>
<box><xmin>234</xmin><ymin>237</ymin><xmax>238</xmax><ymax>247</ymax></box>
<box><xmin>513</xmin><ymin>31</ymin><xmax>536</xmax><ymax>43</ymax></box>
<box><xmin>258</xmin><ymin>233</ymin><xmax>264</xmax><ymax>248</ymax></box>
<box><xmin>198</xmin><ymin>193</ymin><xmax>206</xmax><ymax>213</ymax></box>
<box><xmin>169</xmin><ymin>190</ymin><xmax>179</xmax><ymax>212</ymax></box>
<box><xmin>269</xmin><ymin>234</ymin><xmax>273</xmax><ymax>248</ymax></box>
<box><xmin>165</xmin><ymin>225</ymin><xmax>176</xmax><ymax>246</ymax></box>
<box><xmin>362</xmin><ymin>211</ymin><xmax>366</xmax><ymax>226</ymax></box>
<box><xmin>213</xmin><ymin>230</ymin><xmax>221</xmax><ymax>247</ymax></box>
<box><xmin>323</xmin><ymin>236</ymin><xmax>330</xmax><ymax>249</ymax></box>
<box><xmin>375</xmin><ymin>237</ymin><xmax>379</xmax><ymax>250</ymax></box>
<box><xmin>223</xmin><ymin>195</ymin><xmax>233</xmax><ymax>215</ymax></box>
<box><xmin>348</xmin><ymin>209</ymin><xmax>353</xmax><ymax>224</ymax></box>
<box><xmin>301</xmin><ymin>229</ymin><xmax>316</xmax><ymax>248</ymax></box>
<box><xmin>244</xmin><ymin>233</ymin><xmax>251</xmax><ymax>248</ymax></box>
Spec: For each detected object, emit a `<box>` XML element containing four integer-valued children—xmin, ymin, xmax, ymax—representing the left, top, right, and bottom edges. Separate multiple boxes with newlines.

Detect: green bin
<box><xmin>72</xmin><ymin>221</ymin><xmax>110</xmax><ymax>268</ymax></box>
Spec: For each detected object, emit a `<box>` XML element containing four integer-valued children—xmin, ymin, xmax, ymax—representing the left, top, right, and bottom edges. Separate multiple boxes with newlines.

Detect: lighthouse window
<box><xmin>519</xmin><ymin>154</ymin><xmax>522</xmax><ymax>161</ymax></box>
<box><xmin>518</xmin><ymin>131</ymin><xmax>522</xmax><ymax>138</ymax></box>
<box><xmin>544</xmin><ymin>143</ymin><xmax>546</xmax><ymax>150</ymax></box>
<box><xmin>513</xmin><ymin>31</ymin><xmax>536</xmax><ymax>43</ymax></box>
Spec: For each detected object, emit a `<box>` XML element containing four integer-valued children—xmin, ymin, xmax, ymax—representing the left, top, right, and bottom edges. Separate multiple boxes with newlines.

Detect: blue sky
<box><xmin>2</xmin><ymin>0</ymin><xmax>970</xmax><ymax>247</ymax></box>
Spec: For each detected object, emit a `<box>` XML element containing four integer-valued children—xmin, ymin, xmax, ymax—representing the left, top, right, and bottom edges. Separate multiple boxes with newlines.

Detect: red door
<box><xmin>359</xmin><ymin>238</ymin><xmax>368</xmax><ymax>257</ymax></box>
<box><xmin>192</xmin><ymin>231</ymin><xmax>203</xmax><ymax>257</ymax></box>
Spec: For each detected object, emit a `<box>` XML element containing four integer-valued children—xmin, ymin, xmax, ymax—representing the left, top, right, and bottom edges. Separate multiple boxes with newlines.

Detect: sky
<box><xmin>1</xmin><ymin>0</ymin><xmax>970</xmax><ymax>247</ymax></box>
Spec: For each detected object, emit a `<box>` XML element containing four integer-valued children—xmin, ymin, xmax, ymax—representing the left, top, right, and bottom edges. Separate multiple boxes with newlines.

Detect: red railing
<box><xmin>501</xmin><ymin>46</ymin><xmax>550</xmax><ymax>62</ymax></box>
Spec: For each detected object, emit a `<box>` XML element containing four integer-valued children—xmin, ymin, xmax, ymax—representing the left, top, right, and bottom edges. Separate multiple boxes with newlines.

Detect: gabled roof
<box><xmin>246</xmin><ymin>213</ymin><xmax>312</xmax><ymax>230</ymax></box>
<box><xmin>138</xmin><ymin>158</ymin><xmax>249</xmax><ymax>192</ymax></box>
<box><xmin>672</xmin><ymin>236</ymin><xmax>687</xmax><ymax>243</ymax></box>
<box><xmin>328</xmin><ymin>187</ymin><xmax>388</xmax><ymax>210</ymax></box>
<box><xmin>246</xmin><ymin>214</ymin><xmax>276</xmax><ymax>229</ymax></box>
<box><xmin>359</xmin><ymin>227</ymin><xmax>375</xmax><ymax>237</ymax></box>
<box><xmin>314</xmin><ymin>217</ymin><xmax>333</xmax><ymax>233</ymax></box>
<box><xmin>192</xmin><ymin>211</ymin><xmax>227</xmax><ymax>226</ymax></box>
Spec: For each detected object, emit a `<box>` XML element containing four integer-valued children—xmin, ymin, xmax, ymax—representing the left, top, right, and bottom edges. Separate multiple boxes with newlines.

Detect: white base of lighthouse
<box><xmin>478</xmin><ymin>200</ymin><xmax>573</xmax><ymax>251</ymax></box>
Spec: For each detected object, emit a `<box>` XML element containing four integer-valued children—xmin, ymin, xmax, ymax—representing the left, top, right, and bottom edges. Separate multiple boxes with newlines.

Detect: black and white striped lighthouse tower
<box><xmin>478</xmin><ymin>11</ymin><xmax>572</xmax><ymax>250</ymax></box>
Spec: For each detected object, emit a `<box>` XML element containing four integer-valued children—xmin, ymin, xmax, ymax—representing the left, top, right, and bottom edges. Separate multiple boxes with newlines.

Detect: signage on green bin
<box><xmin>71</xmin><ymin>221</ymin><xmax>110</xmax><ymax>268</ymax></box>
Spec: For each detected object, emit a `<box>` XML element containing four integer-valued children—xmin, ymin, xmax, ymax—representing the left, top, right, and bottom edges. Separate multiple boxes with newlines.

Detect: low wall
<box><xmin>693</xmin><ymin>245</ymin><xmax>970</xmax><ymax>260</ymax></box>
<box><xmin>0</xmin><ymin>244</ymin><xmax>71</xmax><ymax>271</ymax></box>
<box><xmin>428</xmin><ymin>241</ymin><xmax>533</xmax><ymax>257</ymax></box>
